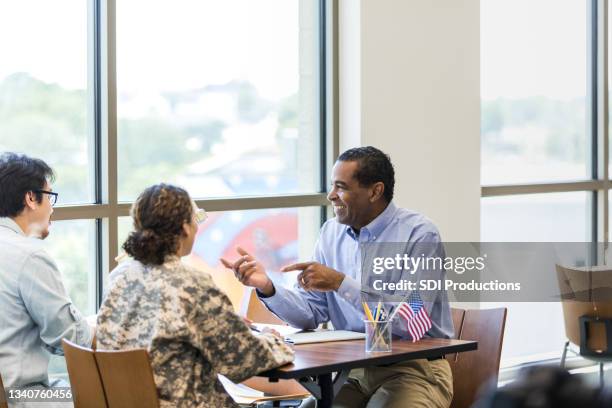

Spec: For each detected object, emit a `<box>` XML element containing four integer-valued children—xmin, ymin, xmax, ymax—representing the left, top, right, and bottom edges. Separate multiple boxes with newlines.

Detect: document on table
<box><xmin>287</xmin><ymin>330</ymin><xmax>365</xmax><ymax>344</ymax></box>
<box><xmin>218</xmin><ymin>375</ymin><xmax>309</xmax><ymax>405</ymax></box>
<box><xmin>218</xmin><ymin>375</ymin><xmax>264</xmax><ymax>405</ymax></box>
<box><xmin>252</xmin><ymin>323</ymin><xmax>365</xmax><ymax>345</ymax></box>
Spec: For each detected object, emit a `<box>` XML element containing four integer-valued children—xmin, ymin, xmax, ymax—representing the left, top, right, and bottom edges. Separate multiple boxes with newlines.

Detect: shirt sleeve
<box><xmin>19</xmin><ymin>250</ymin><xmax>93</xmax><ymax>354</ymax></box>
<box><xmin>191</xmin><ymin>276</ymin><xmax>294</xmax><ymax>383</ymax></box>
<box><xmin>256</xmin><ymin>235</ymin><xmax>331</xmax><ymax>329</ymax></box>
<box><xmin>257</xmin><ymin>284</ymin><xmax>330</xmax><ymax>329</ymax></box>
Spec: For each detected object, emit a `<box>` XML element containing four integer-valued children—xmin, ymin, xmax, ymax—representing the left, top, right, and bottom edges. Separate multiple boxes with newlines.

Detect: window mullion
<box><xmin>97</xmin><ymin>0</ymin><xmax>118</xmax><ymax>305</ymax></box>
<box><xmin>597</xmin><ymin>0</ymin><xmax>609</xmax><ymax>250</ymax></box>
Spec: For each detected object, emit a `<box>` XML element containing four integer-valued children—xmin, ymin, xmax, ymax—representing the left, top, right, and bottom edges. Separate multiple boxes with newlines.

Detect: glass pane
<box><xmin>481</xmin><ymin>192</ymin><xmax>588</xmax><ymax>364</ymax></box>
<box><xmin>481</xmin><ymin>192</ymin><xmax>589</xmax><ymax>242</ymax></box>
<box><xmin>481</xmin><ymin>0</ymin><xmax>588</xmax><ymax>184</ymax></box>
<box><xmin>118</xmin><ymin>207</ymin><xmax>321</xmax><ymax>311</ymax></box>
<box><xmin>45</xmin><ymin>220</ymin><xmax>97</xmax><ymax>315</ymax></box>
<box><xmin>45</xmin><ymin>219</ymin><xmax>97</xmax><ymax>379</ymax></box>
<box><xmin>0</xmin><ymin>1</ymin><xmax>93</xmax><ymax>203</ymax></box>
<box><xmin>116</xmin><ymin>0</ymin><xmax>321</xmax><ymax>201</ymax></box>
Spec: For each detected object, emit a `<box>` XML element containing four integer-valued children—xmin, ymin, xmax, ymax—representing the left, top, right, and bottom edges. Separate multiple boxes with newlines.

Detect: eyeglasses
<box><xmin>192</xmin><ymin>201</ymin><xmax>208</xmax><ymax>225</ymax></box>
<box><xmin>195</xmin><ymin>209</ymin><xmax>208</xmax><ymax>225</ymax></box>
<box><xmin>35</xmin><ymin>190</ymin><xmax>58</xmax><ymax>206</ymax></box>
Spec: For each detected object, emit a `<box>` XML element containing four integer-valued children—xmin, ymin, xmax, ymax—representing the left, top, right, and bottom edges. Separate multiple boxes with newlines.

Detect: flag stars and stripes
<box><xmin>397</xmin><ymin>291</ymin><xmax>432</xmax><ymax>342</ymax></box>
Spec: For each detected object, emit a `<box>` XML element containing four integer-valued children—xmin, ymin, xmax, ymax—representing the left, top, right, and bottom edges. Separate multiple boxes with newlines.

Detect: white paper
<box><xmin>218</xmin><ymin>375</ymin><xmax>264</xmax><ymax>398</ymax></box>
<box><xmin>286</xmin><ymin>330</ymin><xmax>365</xmax><ymax>345</ymax></box>
<box><xmin>251</xmin><ymin>323</ymin><xmax>303</xmax><ymax>338</ymax></box>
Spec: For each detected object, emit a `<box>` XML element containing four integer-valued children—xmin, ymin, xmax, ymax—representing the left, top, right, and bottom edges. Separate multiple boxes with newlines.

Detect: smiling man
<box><xmin>0</xmin><ymin>152</ymin><xmax>93</xmax><ymax>392</ymax></box>
<box><xmin>223</xmin><ymin>146</ymin><xmax>454</xmax><ymax>408</ymax></box>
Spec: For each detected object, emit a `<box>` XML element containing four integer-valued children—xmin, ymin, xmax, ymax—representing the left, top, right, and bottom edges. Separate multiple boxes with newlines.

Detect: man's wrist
<box><xmin>333</xmin><ymin>272</ymin><xmax>345</xmax><ymax>291</ymax></box>
<box><xmin>258</xmin><ymin>279</ymin><xmax>276</xmax><ymax>298</ymax></box>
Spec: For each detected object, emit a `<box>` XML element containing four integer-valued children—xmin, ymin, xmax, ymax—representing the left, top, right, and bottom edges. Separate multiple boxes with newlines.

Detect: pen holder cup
<box><xmin>364</xmin><ymin>320</ymin><xmax>392</xmax><ymax>353</ymax></box>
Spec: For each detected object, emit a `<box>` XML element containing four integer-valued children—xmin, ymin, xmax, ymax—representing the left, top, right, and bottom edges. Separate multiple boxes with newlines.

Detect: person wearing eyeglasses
<box><xmin>0</xmin><ymin>152</ymin><xmax>94</xmax><ymax>393</ymax></box>
<box><xmin>96</xmin><ymin>183</ymin><xmax>294</xmax><ymax>407</ymax></box>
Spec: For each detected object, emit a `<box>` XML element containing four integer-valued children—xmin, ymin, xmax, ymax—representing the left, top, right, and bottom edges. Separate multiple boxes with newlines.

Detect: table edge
<box><xmin>259</xmin><ymin>340</ymin><xmax>478</xmax><ymax>380</ymax></box>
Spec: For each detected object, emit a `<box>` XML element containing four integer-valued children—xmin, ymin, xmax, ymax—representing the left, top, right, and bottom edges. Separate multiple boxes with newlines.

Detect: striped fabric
<box><xmin>397</xmin><ymin>291</ymin><xmax>432</xmax><ymax>342</ymax></box>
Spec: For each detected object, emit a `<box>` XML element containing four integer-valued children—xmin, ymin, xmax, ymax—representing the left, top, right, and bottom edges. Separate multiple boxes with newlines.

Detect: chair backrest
<box><xmin>445</xmin><ymin>308</ymin><xmax>467</xmax><ymax>364</ymax></box>
<box><xmin>0</xmin><ymin>371</ymin><xmax>7</xmax><ymax>408</ymax></box>
<box><xmin>448</xmin><ymin>307</ymin><xmax>507</xmax><ymax>408</ymax></box>
<box><xmin>556</xmin><ymin>264</ymin><xmax>612</xmax><ymax>351</ymax></box>
<box><xmin>61</xmin><ymin>339</ymin><xmax>108</xmax><ymax>408</ymax></box>
<box><xmin>245</xmin><ymin>288</ymin><xmax>287</xmax><ymax>325</ymax></box>
<box><xmin>451</xmin><ymin>308</ymin><xmax>465</xmax><ymax>340</ymax></box>
<box><xmin>189</xmin><ymin>258</ymin><xmax>246</xmax><ymax>313</ymax></box>
<box><xmin>95</xmin><ymin>348</ymin><xmax>159</xmax><ymax>408</ymax></box>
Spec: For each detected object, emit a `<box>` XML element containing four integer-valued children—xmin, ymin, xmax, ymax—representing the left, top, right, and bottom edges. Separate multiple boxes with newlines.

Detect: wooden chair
<box><xmin>244</xmin><ymin>288</ymin><xmax>287</xmax><ymax>325</ymax></box>
<box><xmin>444</xmin><ymin>308</ymin><xmax>467</xmax><ymax>365</ymax></box>
<box><xmin>451</xmin><ymin>308</ymin><xmax>465</xmax><ymax>340</ymax></box>
<box><xmin>447</xmin><ymin>307</ymin><xmax>507</xmax><ymax>408</ymax></box>
<box><xmin>61</xmin><ymin>339</ymin><xmax>108</xmax><ymax>408</ymax></box>
<box><xmin>95</xmin><ymin>348</ymin><xmax>159</xmax><ymax>408</ymax></box>
<box><xmin>0</xmin><ymin>371</ymin><xmax>7</xmax><ymax>408</ymax></box>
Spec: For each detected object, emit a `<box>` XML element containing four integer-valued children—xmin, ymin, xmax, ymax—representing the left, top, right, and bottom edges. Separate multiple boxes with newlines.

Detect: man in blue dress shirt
<box><xmin>0</xmin><ymin>153</ymin><xmax>93</xmax><ymax>393</ymax></box>
<box><xmin>223</xmin><ymin>146</ymin><xmax>454</xmax><ymax>407</ymax></box>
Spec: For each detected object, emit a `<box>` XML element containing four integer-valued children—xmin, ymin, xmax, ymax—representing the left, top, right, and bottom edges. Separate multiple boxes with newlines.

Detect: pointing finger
<box><xmin>281</xmin><ymin>261</ymin><xmax>315</xmax><ymax>272</ymax></box>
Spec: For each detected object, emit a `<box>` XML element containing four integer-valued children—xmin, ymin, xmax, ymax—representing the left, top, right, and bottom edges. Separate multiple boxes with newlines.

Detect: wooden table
<box><xmin>259</xmin><ymin>338</ymin><xmax>477</xmax><ymax>408</ymax></box>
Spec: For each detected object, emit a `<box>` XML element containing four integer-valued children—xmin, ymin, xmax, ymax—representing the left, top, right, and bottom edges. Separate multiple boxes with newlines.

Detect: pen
<box><xmin>375</xmin><ymin>301</ymin><xmax>382</xmax><ymax>321</ymax></box>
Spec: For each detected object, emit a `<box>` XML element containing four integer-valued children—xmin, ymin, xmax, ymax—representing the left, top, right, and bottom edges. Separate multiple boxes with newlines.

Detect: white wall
<box><xmin>339</xmin><ymin>0</ymin><xmax>480</xmax><ymax>242</ymax></box>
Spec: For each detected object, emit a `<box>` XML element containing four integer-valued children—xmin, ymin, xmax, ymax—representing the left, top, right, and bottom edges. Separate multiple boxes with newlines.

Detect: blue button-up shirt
<box><xmin>0</xmin><ymin>217</ymin><xmax>92</xmax><ymax>387</ymax></box>
<box><xmin>259</xmin><ymin>202</ymin><xmax>454</xmax><ymax>340</ymax></box>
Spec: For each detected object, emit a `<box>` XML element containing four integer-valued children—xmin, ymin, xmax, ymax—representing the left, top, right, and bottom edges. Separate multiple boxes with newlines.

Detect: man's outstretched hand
<box><xmin>281</xmin><ymin>262</ymin><xmax>345</xmax><ymax>292</ymax></box>
<box><xmin>220</xmin><ymin>247</ymin><xmax>275</xmax><ymax>296</ymax></box>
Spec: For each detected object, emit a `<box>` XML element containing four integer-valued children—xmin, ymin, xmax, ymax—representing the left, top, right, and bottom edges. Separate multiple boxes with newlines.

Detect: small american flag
<box><xmin>397</xmin><ymin>291</ymin><xmax>432</xmax><ymax>342</ymax></box>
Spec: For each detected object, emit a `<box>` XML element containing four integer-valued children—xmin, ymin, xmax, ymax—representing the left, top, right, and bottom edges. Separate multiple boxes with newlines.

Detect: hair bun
<box><xmin>122</xmin><ymin>183</ymin><xmax>193</xmax><ymax>265</ymax></box>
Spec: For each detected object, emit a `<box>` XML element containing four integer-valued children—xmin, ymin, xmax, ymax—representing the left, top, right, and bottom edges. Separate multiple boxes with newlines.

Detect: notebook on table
<box><xmin>252</xmin><ymin>323</ymin><xmax>365</xmax><ymax>345</ymax></box>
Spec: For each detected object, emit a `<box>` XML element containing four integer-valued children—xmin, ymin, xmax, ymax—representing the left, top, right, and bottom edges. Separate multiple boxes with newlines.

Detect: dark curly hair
<box><xmin>337</xmin><ymin>146</ymin><xmax>395</xmax><ymax>203</ymax></box>
<box><xmin>0</xmin><ymin>152</ymin><xmax>55</xmax><ymax>217</ymax></box>
<box><xmin>122</xmin><ymin>183</ymin><xmax>193</xmax><ymax>265</ymax></box>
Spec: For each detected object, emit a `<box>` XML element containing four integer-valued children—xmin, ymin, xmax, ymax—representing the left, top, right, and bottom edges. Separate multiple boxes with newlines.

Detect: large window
<box><xmin>0</xmin><ymin>1</ymin><xmax>93</xmax><ymax>203</ymax></box>
<box><xmin>481</xmin><ymin>0</ymin><xmax>608</xmax><ymax>365</ymax></box>
<box><xmin>116</xmin><ymin>0</ymin><xmax>321</xmax><ymax>200</ymax></box>
<box><xmin>0</xmin><ymin>0</ymin><xmax>333</xmax><ymax>316</ymax></box>
<box><xmin>481</xmin><ymin>0</ymin><xmax>588</xmax><ymax>186</ymax></box>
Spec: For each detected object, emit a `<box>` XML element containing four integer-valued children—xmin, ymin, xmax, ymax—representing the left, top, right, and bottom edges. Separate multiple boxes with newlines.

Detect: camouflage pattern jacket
<box><xmin>96</xmin><ymin>257</ymin><xmax>294</xmax><ymax>407</ymax></box>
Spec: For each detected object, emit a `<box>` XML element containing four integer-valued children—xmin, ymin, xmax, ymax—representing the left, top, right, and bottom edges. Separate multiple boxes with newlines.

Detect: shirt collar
<box><xmin>0</xmin><ymin>217</ymin><xmax>26</xmax><ymax>236</ymax></box>
<box><xmin>345</xmin><ymin>201</ymin><xmax>397</xmax><ymax>241</ymax></box>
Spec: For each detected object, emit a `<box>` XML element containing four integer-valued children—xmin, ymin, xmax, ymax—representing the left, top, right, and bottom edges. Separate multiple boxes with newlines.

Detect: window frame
<box><xmin>481</xmin><ymin>0</ymin><xmax>609</xmax><ymax>247</ymax></box>
<box><xmin>50</xmin><ymin>0</ymin><xmax>339</xmax><ymax>308</ymax></box>
<box><xmin>480</xmin><ymin>0</ymin><xmax>610</xmax><ymax>369</ymax></box>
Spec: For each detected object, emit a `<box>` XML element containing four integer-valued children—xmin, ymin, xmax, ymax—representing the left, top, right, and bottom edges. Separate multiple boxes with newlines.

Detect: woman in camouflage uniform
<box><xmin>96</xmin><ymin>183</ymin><xmax>294</xmax><ymax>407</ymax></box>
